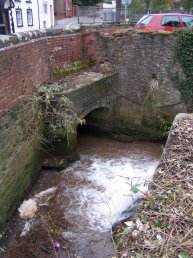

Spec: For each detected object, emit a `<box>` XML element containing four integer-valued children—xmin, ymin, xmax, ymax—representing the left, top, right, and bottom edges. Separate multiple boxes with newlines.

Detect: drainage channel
<box><xmin>3</xmin><ymin>134</ymin><xmax>161</xmax><ymax>258</ymax></box>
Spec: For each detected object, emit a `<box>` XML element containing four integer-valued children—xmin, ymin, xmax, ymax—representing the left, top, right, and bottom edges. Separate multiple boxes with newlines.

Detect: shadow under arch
<box><xmin>77</xmin><ymin>106</ymin><xmax>112</xmax><ymax>137</ymax></box>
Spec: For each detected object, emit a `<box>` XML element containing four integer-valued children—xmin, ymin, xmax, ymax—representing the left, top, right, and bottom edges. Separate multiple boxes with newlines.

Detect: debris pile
<box><xmin>16</xmin><ymin>187</ymin><xmax>75</xmax><ymax>257</ymax></box>
<box><xmin>113</xmin><ymin>114</ymin><xmax>193</xmax><ymax>258</ymax></box>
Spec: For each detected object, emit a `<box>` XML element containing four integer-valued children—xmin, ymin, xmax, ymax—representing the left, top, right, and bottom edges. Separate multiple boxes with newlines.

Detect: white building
<box><xmin>103</xmin><ymin>1</ymin><xmax>116</xmax><ymax>9</ymax></box>
<box><xmin>0</xmin><ymin>0</ymin><xmax>54</xmax><ymax>34</ymax></box>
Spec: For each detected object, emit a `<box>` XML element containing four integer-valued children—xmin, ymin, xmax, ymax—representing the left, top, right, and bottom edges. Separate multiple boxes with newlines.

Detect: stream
<box><xmin>4</xmin><ymin>134</ymin><xmax>161</xmax><ymax>258</ymax></box>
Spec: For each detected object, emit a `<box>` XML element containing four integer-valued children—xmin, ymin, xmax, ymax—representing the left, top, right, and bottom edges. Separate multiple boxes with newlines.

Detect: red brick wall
<box><xmin>0</xmin><ymin>32</ymin><xmax>96</xmax><ymax>115</ymax></box>
<box><xmin>47</xmin><ymin>32</ymin><xmax>96</xmax><ymax>70</ymax></box>
<box><xmin>0</xmin><ymin>39</ymin><xmax>49</xmax><ymax>114</ymax></box>
<box><xmin>64</xmin><ymin>0</ymin><xmax>73</xmax><ymax>17</ymax></box>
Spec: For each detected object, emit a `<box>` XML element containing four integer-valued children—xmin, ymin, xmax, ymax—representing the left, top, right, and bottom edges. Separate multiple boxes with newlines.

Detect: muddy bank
<box><xmin>113</xmin><ymin>113</ymin><xmax>193</xmax><ymax>258</ymax></box>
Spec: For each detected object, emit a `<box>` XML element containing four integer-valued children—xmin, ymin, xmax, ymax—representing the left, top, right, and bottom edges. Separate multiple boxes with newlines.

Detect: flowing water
<box><xmin>5</xmin><ymin>134</ymin><xmax>161</xmax><ymax>258</ymax></box>
<box><xmin>59</xmin><ymin>134</ymin><xmax>161</xmax><ymax>257</ymax></box>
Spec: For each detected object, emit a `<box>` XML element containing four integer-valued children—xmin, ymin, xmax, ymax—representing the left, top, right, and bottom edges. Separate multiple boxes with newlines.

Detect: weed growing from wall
<box><xmin>169</xmin><ymin>30</ymin><xmax>193</xmax><ymax>109</ymax></box>
<box><xmin>53</xmin><ymin>61</ymin><xmax>87</xmax><ymax>80</ymax></box>
<box><xmin>33</xmin><ymin>83</ymin><xmax>85</xmax><ymax>141</ymax></box>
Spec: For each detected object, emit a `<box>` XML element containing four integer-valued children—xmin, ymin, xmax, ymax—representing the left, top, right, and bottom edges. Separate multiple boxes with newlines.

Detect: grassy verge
<box><xmin>113</xmin><ymin>114</ymin><xmax>193</xmax><ymax>258</ymax></box>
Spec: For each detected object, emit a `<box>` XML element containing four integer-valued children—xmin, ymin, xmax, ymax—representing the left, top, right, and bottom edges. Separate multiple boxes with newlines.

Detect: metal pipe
<box><xmin>37</xmin><ymin>0</ymin><xmax>40</xmax><ymax>29</ymax></box>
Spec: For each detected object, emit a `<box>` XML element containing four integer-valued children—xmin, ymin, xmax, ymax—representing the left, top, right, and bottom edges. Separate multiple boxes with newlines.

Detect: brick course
<box><xmin>0</xmin><ymin>31</ymin><xmax>96</xmax><ymax>115</ymax></box>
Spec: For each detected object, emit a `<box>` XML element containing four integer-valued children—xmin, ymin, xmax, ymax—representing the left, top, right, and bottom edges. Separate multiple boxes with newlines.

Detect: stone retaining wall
<box><xmin>94</xmin><ymin>29</ymin><xmax>187</xmax><ymax>135</ymax></box>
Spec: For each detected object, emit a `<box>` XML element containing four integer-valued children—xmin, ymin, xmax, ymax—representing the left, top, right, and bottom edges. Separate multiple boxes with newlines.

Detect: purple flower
<box><xmin>53</xmin><ymin>242</ymin><xmax>61</xmax><ymax>250</ymax></box>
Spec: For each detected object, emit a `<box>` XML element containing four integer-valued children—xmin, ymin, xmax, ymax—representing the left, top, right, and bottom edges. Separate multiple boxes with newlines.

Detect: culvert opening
<box><xmin>77</xmin><ymin>107</ymin><xmax>111</xmax><ymax>137</ymax></box>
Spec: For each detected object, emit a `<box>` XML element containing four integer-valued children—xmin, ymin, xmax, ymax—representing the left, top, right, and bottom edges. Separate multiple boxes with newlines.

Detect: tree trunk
<box><xmin>116</xmin><ymin>0</ymin><xmax>122</xmax><ymax>23</ymax></box>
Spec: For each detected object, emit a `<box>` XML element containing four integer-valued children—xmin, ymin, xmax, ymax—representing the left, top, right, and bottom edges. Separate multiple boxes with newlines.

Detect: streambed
<box><xmin>4</xmin><ymin>134</ymin><xmax>161</xmax><ymax>258</ymax></box>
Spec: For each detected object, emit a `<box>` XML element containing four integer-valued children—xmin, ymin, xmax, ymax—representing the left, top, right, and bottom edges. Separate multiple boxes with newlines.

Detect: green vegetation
<box><xmin>182</xmin><ymin>0</ymin><xmax>193</xmax><ymax>10</ymax></box>
<box><xmin>130</xmin><ymin>0</ymin><xmax>145</xmax><ymax>9</ymax></box>
<box><xmin>72</xmin><ymin>0</ymin><xmax>101</xmax><ymax>6</ymax></box>
<box><xmin>53</xmin><ymin>61</ymin><xmax>87</xmax><ymax>80</ymax></box>
<box><xmin>150</xmin><ymin>0</ymin><xmax>173</xmax><ymax>9</ymax></box>
<box><xmin>169</xmin><ymin>30</ymin><xmax>193</xmax><ymax>109</ymax></box>
<box><xmin>34</xmin><ymin>83</ymin><xmax>84</xmax><ymax>141</ymax></box>
<box><xmin>72</xmin><ymin>0</ymin><xmax>192</xmax><ymax>10</ymax></box>
<box><xmin>126</xmin><ymin>0</ymin><xmax>192</xmax><ymax>10</ymax></box>
<box><xmin>133</xmin><ymin>0</ymin><xmax>193</xmax><ymax>10</ymax></box>
<box><xmin>143</xmin><ymin>113</ymin><xmax>171</xmax><ymax>133</ymax></box>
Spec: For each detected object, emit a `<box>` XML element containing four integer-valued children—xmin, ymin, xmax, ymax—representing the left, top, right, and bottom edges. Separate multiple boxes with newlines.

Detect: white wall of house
<box><xmin>11</xmin><ymin>0</ymin><xmax>39</xmax><ymax>32</ymax></box>
<box><xmin>103</xmin><ymin>1</ymin><xmax>116</xmax><ymax>9</ymax></box>
<box><xmin>7</xmin><ymin>0</ymin><xmax>54</xmax><ymax>33</ymax></box>
<box><xmin>39</xmin><ymin>0</ymin><xmax>54</xmax><ymax>29</ymax></box>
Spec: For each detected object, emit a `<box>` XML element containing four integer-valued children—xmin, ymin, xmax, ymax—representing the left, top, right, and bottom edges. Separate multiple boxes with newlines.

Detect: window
<box><xmin>43</xmin><ymin>3</ymin><xmax>48</xmax><ymax>14</ymax></box>
<box><xmin>67</xmin><ymin>3</ymin><xmax>71</xmax><ymax>11</ymax></box>
<box><xmin>16</xmin><ymin>8</ymin><xmax>23</xmax><ymax>27</ymax></box>
<box><xmin>161</xmin><ymin>16</ymin><xmax>180</xmax><ymax>27</ymax></box>
<box><xmin>137</xmin><ymin>15</ymin><xmax>153</xmax><ymax>25</ymax></box>
<box><xmin>182</xmin><ymin>16</ymin><xmax>193</xmax><ymax>28</ymax></box>
<box><xmin>27</xmin><ymin>8</ymin><xmax>33</xmax><ymax>26</ymax></box>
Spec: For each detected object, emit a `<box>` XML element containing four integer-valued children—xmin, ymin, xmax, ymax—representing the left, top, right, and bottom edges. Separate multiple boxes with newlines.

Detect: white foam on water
<box><xmin>63</xmin><ymin>154</ymin><xmax>159</xmax><ymax>232</ymax></box>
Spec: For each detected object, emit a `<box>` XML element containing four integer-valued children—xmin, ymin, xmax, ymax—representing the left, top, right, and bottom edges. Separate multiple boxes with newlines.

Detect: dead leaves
<box><xmin>113</xmin><ymin>115</ymin><xmax>193</xmax><ymax>258</ymax></box>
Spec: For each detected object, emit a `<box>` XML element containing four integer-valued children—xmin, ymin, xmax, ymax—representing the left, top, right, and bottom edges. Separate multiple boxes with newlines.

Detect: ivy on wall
<box><xmin>169</xmin><ymin>30</ymin><xmax>193</xmax><ymax>109</ymax></box>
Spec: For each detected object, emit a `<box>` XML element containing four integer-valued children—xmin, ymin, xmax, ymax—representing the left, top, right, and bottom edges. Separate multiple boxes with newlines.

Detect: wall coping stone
<box><xmin>0</xmin><ymin>28</ymin><xmax>81</xmax><ymax>49</ymax></box>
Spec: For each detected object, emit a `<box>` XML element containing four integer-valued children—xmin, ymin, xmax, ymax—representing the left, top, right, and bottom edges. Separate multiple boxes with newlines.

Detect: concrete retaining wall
<box><xmin>0</xmin><ymin>102</ymin><xmax>42</xmax><ymax>225</ymax></box>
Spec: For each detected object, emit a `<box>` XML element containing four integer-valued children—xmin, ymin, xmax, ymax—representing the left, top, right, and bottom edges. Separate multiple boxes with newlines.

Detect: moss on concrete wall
<box><xmin>0</xmin><ymin>102</ymin><xmax>43</xmax><ymax>226</ymax></box>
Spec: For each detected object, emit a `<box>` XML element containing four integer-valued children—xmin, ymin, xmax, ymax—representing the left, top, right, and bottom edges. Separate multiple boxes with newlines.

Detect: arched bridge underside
<box><xmin>66</xmin><ymin>72</ymin><xmax>118</xmax><ymax>119</ymax></box>
<box><xmin>45</xmin><ymin>72</ymin><xmax>119</xmax><ymax>168</ymax></box>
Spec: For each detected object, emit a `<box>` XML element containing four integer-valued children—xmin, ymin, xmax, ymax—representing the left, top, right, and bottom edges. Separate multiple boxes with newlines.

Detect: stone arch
<box><xmin>78</xmin><ymin>104</ymin><xmax>110</xmax><ymax>120</ymax></box>
<box><xmin>77</xmin><ymin>105</ymin><xmax>114</xmax><ymax>138</ymax></box>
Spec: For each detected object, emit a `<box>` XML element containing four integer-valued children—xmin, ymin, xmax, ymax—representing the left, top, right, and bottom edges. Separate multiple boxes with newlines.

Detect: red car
<box><xmin>135</xmin><ymin>13</ymin><xmax>193</xmax><ymax>31</ymax></box>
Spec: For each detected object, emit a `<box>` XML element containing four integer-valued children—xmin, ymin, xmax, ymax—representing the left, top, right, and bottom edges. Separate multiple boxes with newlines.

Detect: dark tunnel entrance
<box><xmin>77</xmin><ymin>107</ymin><xmax>112</xmax><ymax>137</ymax></box>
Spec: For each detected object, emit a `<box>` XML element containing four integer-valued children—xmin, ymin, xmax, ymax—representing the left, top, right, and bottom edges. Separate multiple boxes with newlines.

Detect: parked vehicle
<box><xmin>135</xmin><ymin>13</ymin><xmax>193</xmax><ymax>31</ymax></box>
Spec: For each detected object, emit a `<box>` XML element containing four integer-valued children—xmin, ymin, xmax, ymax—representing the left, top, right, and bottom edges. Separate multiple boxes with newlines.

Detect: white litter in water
<box><xmin>18</xmin><ymin>187</ymin><xmax>57</xmax><ymax>221</ymax></box>
<box><xmin>18</xmin><ymin>187</ymin><xmax>58</xmax><ymax>237</ymax></box>
<box><xmin>20</xmin><ymin>221</ymin><xmax>33</xmax><ymax>237</ymax></box>
<box><xmin>34</xmin><ymin>187</ymin><xmax>57</xmax><ymax>199</ymax></box>
<box><xmin>18</xmin><ymin>199</ymin><xmax>37</xmax><ymax>219</ymax></box>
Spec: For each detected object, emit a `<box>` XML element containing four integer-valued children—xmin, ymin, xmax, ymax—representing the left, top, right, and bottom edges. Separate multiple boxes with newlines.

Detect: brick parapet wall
<box><xmin>0</xmin><ymin>30</ymin><xmax>96</xmax><ymax>115</ymax></box>
<box><xmin>0</xmin><ymin>39</ymin><xmax>50</xmax><ymax>114</ymax></box>
<box><xmin>47</xmin><ymin>32</ymin><xmax>95</xmax><ymax>70</ymax></box>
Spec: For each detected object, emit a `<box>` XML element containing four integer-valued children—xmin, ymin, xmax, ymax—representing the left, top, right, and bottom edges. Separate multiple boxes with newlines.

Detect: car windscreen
<box><xmin>137</xmin><ymin>15</ymin><xmax>153</xmax><ymax>25</ymax></box>
<box><xmin>161</xmin><ymin>15</ymin><xmax>180</xmax><ymax>27</ymax></box>
<box><xmin>182</xmin><ymin>16</ymin><xmax>193</xmax><ymax>28</ymax></box>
